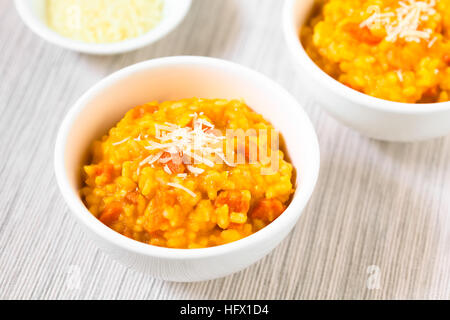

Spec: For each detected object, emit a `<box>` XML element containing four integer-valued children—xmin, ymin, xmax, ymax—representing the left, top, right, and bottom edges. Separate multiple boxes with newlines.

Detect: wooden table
<box><xmin>1</xmin><ymin>0</ymin><xmax>449</xmax><ymax>300</ymax></box>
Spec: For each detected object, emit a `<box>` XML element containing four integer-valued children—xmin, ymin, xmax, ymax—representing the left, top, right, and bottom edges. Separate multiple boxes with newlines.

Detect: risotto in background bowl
<box><xmin>54</xmin><ymin>56</ymin><xmax>320</xmax><ymax>281</ymax></box>
<box><xmin>283</xmin><ymin>0</ymin><xmax>450</xmax><ymax>142</ymax></box>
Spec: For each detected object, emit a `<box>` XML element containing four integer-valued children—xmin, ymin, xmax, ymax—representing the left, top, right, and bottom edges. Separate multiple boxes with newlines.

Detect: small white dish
<box><xmin>54</xmin><ymin>56</ymin><xmax>320</xmax><ymax>282</ymax></box>
<box><xmin>14</xmin><ymin>0</ymin><xmax>191</xmax><ymax>55</ymax></box>
<box><xmin>283</xmin><ymin>0</ymin><xmax>450</xmax><ymax>142</ymax></box>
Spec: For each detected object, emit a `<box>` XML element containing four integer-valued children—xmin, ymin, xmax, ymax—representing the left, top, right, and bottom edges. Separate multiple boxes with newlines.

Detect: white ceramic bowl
<box><xmin>283</xmin><ymin>0</ymin><xmax>450</xmax><ymax>142</ymax></box>
<box><xmin>15</xmin><ymin>0</ymin><xmax>191</xmax><ymax>55</ymax></box>
<box><xmin>54</xmin><ymin>56</ymin><xmax>320</xmax><ymax>282</ymax></box>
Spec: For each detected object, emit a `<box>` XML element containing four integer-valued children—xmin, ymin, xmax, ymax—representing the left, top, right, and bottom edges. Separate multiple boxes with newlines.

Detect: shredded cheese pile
<box><xmin>46</xmin><ymin>0</ymin><xmax>164</xmax><ymax>43</ymax></box>
<box><xmin>360</xmin><ymin>0</ymin><xmax>437</xmax><ymax>43</ymax></box>
<box><xmin>138</xmin><ymin>113</ymin><xmax>233</xmax><ymax>176</ymax></box>
<box><xmin>130</xmin><ymin>114</ymin><xmax>236</xmax><ymax>197</ymax></box>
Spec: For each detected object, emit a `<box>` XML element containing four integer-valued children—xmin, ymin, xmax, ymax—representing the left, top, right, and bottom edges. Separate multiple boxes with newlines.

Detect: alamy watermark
<box><xmin>65</xmin><ymin>264</ymin><xmax>82</xmax><ymax>291</ymax></box>
<box><xmin>152</xmin><ymin>120</ymin><xmax>281</xmax><ymax>175</ymax></box>
<box><xmin>366</xmin><ymin>265</ymin><xmax>381</xmax><ymax>290</ymax></box>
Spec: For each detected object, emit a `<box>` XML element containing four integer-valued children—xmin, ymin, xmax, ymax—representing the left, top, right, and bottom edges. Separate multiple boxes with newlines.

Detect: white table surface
<box><xmin>1</xmin><ymin>0</ymin><xmax>449</xmax><ymax>300</ymax></box>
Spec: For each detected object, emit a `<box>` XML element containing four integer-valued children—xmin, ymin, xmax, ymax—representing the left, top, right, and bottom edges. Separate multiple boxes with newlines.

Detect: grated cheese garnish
<box><xmin>428</xmin><ymin>36</ymin><xmax>438</xmax><ymax>47</ymax></box>
<box><xmin>143</xmin><ymin>113</ymin><xmax>231</xmax><ymax>169</ymax></box>
<box><xmin>112</xmin><ymin>137</ymin><xmax>130</xmax><ymax>146</ymax></box>
<box><xmin>360</xmin><ymin>0</ymin><xmax>437</xmax><ymax>43</ymax></box>
<box><xmin>187</xmin><ymin>165</ymin><xmax>205</xmax><ymax>175</ymax></box>
<box><xmin>135</xmin><ymin>114</ymin><xmax>237</xmax><ymax>194</ymax></box>
<box><xmin>139</xmin><ymin>151</ymin><xmax>163</xmax><ymax>167</ymax></box>
<box><xmin>46</xmin><ymin>0</ymin><xmax>164</xmax><ymax>44</ymax></box>
<box><xmin>163</xmin><ymin>165</ymin><xmax>172</xmax><ymax>175</ymax></box>
<box><xmin>167</xmin><ymin>182</ymin><xmax>197</xmax><ymax>198</ymax></box>
<box><xmin>396</xmin><ymin>70</ymin><xmax>404</xmax><ymax>82</ymax></box>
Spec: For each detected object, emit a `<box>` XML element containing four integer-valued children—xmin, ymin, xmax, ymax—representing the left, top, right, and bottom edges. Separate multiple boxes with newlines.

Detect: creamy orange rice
<box><xmin>80</xmin><ymin>98</ymin><xmax>295</xmax><ymax>249</ymax></box>
<box><xmin>301</xmin><ymin>0</ymin><xmax>450</xmax><ymax>103</ymax></box>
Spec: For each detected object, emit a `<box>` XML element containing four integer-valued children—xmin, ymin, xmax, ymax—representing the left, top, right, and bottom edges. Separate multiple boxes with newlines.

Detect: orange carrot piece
<box><xmin>250</xmin><ymin>199</ymin><xmax>285</xmax><ymax>222</ymax></box>
<box><xmin>100</xmin><ymin>201</ymin><xmax>123</xmax><ymax>226</ymax></box>
<box><xmin>215</xmin><ymin>190</ymin><xmax>250</xmax><ymax>214</ymax></box>
<box><xmin>343</xmin><ymin>22</ymin><xmax>382</xmax><ymax>45</ymax></box>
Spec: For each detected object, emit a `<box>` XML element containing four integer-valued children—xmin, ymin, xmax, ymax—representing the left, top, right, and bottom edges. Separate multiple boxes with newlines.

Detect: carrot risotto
<box><xmin>81</xmin><ymin>99</ymin><xmax>295</xmax><ymax>248</ymax></box>
<box><xmin>301</xmin><ymin>0</ymin><xmax>450</xmax><ymax>103</ymax></box>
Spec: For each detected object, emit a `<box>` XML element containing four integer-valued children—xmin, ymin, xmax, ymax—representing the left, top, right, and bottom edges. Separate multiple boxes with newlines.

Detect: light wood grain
<box><xmin>0</xmin><ymin>0</ymin><xmax>449</xmax><ymax>300</ymax></box>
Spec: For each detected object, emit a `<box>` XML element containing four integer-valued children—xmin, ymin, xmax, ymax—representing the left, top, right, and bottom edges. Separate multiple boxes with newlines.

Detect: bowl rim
<box><xmin>14</xmin><ymin>0</ymin><xmax>192</xmax><ymax>55</ymax></box>
<box><xmin>54</xmin><ymin>56</ymin><xmax>321</xmax><ymax>260</ymax></box>
<box><xmin>282</xmin><ymin>0</ymin><xmax>450</xmax><ymax>115</ymax></box>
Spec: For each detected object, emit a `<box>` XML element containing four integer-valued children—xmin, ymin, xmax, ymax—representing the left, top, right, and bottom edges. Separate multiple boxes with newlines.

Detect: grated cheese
<box><xmin>112</xmin><ymin>137</ymin><xmax>130</xmax><ymax>146</ymax></box>
<box><xmin>144</xmin><ymin>113</ymin><xmax>231</xmax><ymax>169</ymax></box>
<box><xmin>187</xmin><ymin>165</ymin><xmax>205</xmax><ymax>175</ymax></box>
<box><xmin>396</xmin><ymin>70</ymin><xmax>404</xmax><ymax>82</ymax></box>
<box><xmin>135</xmin><ymin>114</ymin><xmax>237</xmax><ymax>194</ymax></box>
<box><xmin>360</xmin><ymin>0</ymin><xmax>437</xmax><ymax>43</ymax></box>
<box><xmin>46</xmin><ymin>0</ymin><xmax>164</xmax><ymax>43</ymax></box>
<box><xmin>167</xmin><ymin>182</ymin><xmax>197</xmax><ymax>198</ymax></box>
<box><xmin>428</xmin><ymin>36</ymin><xmax>438</xmax><ymax>47</ymax></box>
<box><xmin>139</xmin><ymin>151</ymin><xmax>163</xmax><ymax>167</ymax></box>
<box><xmin>163</xmin><ymin>165</ymin><xmax>172</xmax><ymax>175</ymax></box>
